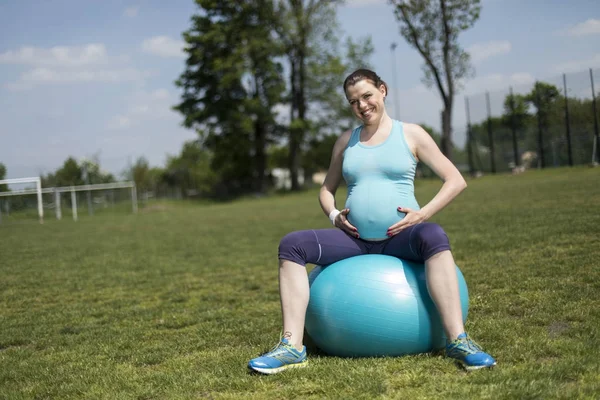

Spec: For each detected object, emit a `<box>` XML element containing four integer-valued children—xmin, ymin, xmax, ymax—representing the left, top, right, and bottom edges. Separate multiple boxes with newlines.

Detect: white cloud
<box><xmin>562</xmin><ymin>19</ymin><xmax>600</xmax><ymax>37</ymax></box>
<box><xmin>0</xmin><ymin>44</ymin><xmax>109</xmax><ymax>68</ymax></box>
<box><xmin>5</xmin><ymin>67</ymin><xmax>154</xmax><ymax>91</ymax></box>
<box><xmin>151</xmin><ymin>88</ymin><xmax>170</xmax><ymax>100</ymax></box>
<box><xmin>1</xmin><ymin>43</ymin><xmax>154</xmax><ymax>91</ymax></box>
<box><xmin>131</xmin><ymin>105</ymin><xmax>150</xmax><ymax>115</ymax></box>
<box><xmin>141</xmin><ymin>36</ymin><xmax>185</xmax><ymax>58</ymax></box>
<box><xmin>467</xmin><ymin>41</ymin><xmax>511</xmax><ymax>63</ymax></box>
<box><xmin>552</xmin><ymin>53</ymin><xmax>600</xmax><ymax>74</ymax></box>
<box><xmin>107</xmin><ymin>89</ymin><xmax>178</xmax><ymax>130</ymax></box>
<box><xmin>123</xmin><ymin>6</ymin><xmax>139</xmax><ymax>18</ymax></box>
<box><xmin>107</xmin><ymin>116</ymin><xmax>132</xmax><ymax>130</ymax></box>
<box><xmin>510</xmin><ymin>72</ymin><xmax>536</xmax><ymax>85</ymax></box>
<box><xmin>463</xmin><ymin>72</ymin><xmax>535</xmax><ymax>95</ymax></box>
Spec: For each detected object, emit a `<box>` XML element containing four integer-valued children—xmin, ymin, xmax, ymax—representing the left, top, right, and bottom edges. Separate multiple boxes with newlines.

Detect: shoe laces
<box><xmin>261</xmin><ymin>333</ymin><xmax>295</xmax><ymax>357</ymax></box>
<box><xmin>449</xmin><ymin>334</ymin><xmax>484</xmax><ymax>354</ymax></box>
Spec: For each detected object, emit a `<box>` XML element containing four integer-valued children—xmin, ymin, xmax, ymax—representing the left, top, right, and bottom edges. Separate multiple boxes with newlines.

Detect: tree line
<box><xmin>173</xmin><ymin>0</ymin><xmax>374</xmax><ymax>198</ymax></box>
<box><xmin>172</xmin><ymin>0</ymin><xmax>482</xmax><ymax>198</ymax></box>
<box><xmin>2</xmin><ymin>0</ymin><xmax>487</xmax><ymax>199</ymax></box>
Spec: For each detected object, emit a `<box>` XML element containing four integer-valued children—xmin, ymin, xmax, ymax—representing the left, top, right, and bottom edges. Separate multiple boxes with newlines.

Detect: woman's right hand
<box><xmin>335</xmin><ymin>208</ymin><xmax>359</xmax><ymax>238</ymax></box>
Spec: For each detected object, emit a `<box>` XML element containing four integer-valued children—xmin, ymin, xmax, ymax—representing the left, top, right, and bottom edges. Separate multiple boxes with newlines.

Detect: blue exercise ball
<box><xmin>305</xmin><ymin>254</ymin><xmax>469</xmax><ymax>357</ymax></box>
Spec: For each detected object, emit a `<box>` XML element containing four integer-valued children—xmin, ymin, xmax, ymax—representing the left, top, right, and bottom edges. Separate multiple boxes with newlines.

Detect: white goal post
<box><xmin>0</xmin><ymin>177</ymin><xmax>43</xmax><ymax>223</ymax></box>
<box><xmin>0</xmin><ymin>178</ymin><xmax>137</xmax><ymax>223</ymax></box>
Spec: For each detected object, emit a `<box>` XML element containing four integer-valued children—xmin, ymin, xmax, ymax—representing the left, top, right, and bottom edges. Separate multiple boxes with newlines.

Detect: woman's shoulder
<box><xmin>399</xmin><ymin>122</ymin><xmax>430</xmax><ymax>141</ymax></box>
<box><xmin>336</xmin><ymin>126</ymin><xmax>359</xmax><ymax>146</ymax></box>
<box><xmin>397</xmin><ymin>122</ymin><xmax>431</xmax><ymax>158</ymax></box>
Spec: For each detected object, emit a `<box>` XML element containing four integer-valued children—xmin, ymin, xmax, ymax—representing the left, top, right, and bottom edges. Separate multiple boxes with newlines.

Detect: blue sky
<box><xmin>1</xmin><ymin>0</ymin><xmax>599</xmax><ymax>181</ymax></box>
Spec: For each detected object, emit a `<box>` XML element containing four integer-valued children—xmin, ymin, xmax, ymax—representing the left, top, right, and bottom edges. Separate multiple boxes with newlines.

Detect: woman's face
<box><xmin>345</xmin><ymin>79</ymin><xmax>387</xmax><ymax>125</ymax></box>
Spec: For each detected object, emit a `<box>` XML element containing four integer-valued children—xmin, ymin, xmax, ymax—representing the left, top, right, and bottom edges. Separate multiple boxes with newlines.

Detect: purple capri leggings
<box><xmin>278</xmin><ymin>222</ymin><xmax>451</xmax><ymax>266</ymax></box>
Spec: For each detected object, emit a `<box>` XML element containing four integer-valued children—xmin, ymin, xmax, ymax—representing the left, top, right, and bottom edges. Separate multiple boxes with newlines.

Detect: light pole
<box><xmin>390</xmin><ymin>42</ymin><xmax>400</xmax><ymax>120</ymax></box>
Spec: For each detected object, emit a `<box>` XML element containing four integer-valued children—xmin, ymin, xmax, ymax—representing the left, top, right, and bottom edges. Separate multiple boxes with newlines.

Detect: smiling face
<box><xmin>345</xmin><ymin>79</ymin><xmax>388</xmax><ymax>125</ymax></box>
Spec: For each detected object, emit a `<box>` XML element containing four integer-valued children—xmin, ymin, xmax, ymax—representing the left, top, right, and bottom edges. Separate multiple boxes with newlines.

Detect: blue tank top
<box><xmin>342</xmin><ymin>120</ymin><xmax>420</xmax><ymax>240</ymax></box>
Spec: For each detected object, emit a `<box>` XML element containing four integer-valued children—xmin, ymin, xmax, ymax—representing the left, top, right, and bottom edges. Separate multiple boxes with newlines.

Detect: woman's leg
<box><xmin>278</xmin><ymin>259</ymin><xmax>309</xmax><ymax>351</ymax></box>
<box><xmin>424</xmin><ymin>250</ymin><xmax>464</xmax><ymax>340</ymax></box>
<box><xmin>381</xmin><ymin>223</ymin><xmax>462</xmax><ymax>340</ymax></box>
<box><xmin>382</xmin><ymin>223</ymin><xmax>496</xmax><ymax>369</ymax></box>
<box><xmin>277</xmin><ymin>229</ymin><xmax>366</xmax><ymax>350</ymax></box>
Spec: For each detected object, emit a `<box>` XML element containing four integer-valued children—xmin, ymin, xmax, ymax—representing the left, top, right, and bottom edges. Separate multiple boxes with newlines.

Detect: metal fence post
<box><xmin>465</xmin><ymin>96</ymin><xmax>475</xmax><ymax>175</ymax></box>
<box><xmin>590</xmin><ymin>68</ymin><xmax>600</xmax><ymax>164</ymax></box>
<box><xmin>563</xmin><ymin>73</ymin><xmax>573</xmax><ymax>166</ymax></box>
<box><xmin>485</xmin><ymin>92</ymin><xmax>496</xmax><ymax>173</ymax></box>
<box><xmin>535</xmin><ymin>88</ymin><xmax>546</xmax><ymax>168</ymax></box>
<box><xmin>509</xmin><ymin>87</ymin><xmax>520</xmax><ymax>167</ymax></box>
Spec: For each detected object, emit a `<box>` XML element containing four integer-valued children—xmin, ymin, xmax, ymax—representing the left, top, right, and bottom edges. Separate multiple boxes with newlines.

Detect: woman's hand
<box><xmin>387</xmin><ymin>207</ymin><xmax>426</xmax><ymax>237</ymax></box>
<box><xmin>335</xmin><ymin>208</ymin><xmax>360</xmax><ymax>238</ymax></box>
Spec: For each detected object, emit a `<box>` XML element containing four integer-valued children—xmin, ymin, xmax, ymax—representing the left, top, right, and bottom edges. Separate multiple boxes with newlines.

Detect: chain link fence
<box><xmin>464</xmin><ymin>68</ymin><xmax>600</xmax><ymax>174</ymax></box>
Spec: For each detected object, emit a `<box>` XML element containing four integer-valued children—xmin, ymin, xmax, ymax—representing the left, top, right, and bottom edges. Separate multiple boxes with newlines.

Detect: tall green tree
<box><xmin>525</xmin><ymin>82</ymin><xmax>560</xmax><ymax>168</ymax></box>
<box><xmin>302</xmin><ymin>35</ymin><xmax>375</xmax><ymax>179</ymax></box>
<box><xmin>389</xmin><ymin>0</ymin><xmax>481</xmax><ymax>161</ymax></box>
<box><xmin>309</xmin><ymin>35</ymin><xmax>375</xmax><ymax>137</ymax></box>
<box><xmin>273</xmin><ymin>0</ymin><xmax>345</xmax><ymax>190</ymax></box>
<box><xmin>502</xmin><ymin>92</ymin><xmax>531</xmax><ymax>166</ymax></box>
<box><xmin>175</xmin><ymin>0</ymin><xmax>285</xmax><ymax>196</ymax></box>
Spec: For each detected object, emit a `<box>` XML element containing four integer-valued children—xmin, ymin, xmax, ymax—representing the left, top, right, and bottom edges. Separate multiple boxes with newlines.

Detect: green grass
<box><xmin>1</xmin><ymin>166</ymin><xmax>599</xmax><ymax>399</ymax></box>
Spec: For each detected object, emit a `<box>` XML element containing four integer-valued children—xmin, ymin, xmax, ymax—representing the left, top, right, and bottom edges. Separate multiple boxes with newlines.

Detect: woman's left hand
<box><xmin>387</xmin><ymin>207</ymin><xmax>427</xmax><ymax>237</ymax></box>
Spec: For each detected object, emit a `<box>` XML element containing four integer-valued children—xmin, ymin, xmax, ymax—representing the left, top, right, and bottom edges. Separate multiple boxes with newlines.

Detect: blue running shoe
<box><xmin>445</xmin><ymin>333</ymin><xmax>497</xmax><ymax>371</ymax></box>
<box><xmin>248</xmin><ymin>338</ymin><xmax>308</xmax><ymax>375</ymax></box>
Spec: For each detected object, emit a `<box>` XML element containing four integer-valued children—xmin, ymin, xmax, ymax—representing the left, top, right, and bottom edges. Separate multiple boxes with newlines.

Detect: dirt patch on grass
<box><xmin>548</xmin><ymin>321</ymin><xmax>570</xmax><ymax>338</ymax></box>
<box><xmin>141</xmin><ymin>204</ymin><xmax>169</xmax><ymax>213</ymax></box>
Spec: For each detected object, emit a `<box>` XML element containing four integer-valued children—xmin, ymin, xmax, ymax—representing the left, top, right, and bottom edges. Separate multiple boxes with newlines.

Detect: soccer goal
<box><xmin>0</xmin><ymin>177</ymin><xmax>43</xmax><ymax>223</ymax></box>
<box><xmin>0</xmin><ymin>178</ymin><xmax>137</xmax><ymax>224</ymax></box>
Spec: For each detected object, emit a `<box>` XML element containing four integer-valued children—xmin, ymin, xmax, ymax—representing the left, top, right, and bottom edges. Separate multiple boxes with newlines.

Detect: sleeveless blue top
<box><xmin>342</xmin><ymin>120</ymin><xmax>420</xmax><ymax>240</ymax></box>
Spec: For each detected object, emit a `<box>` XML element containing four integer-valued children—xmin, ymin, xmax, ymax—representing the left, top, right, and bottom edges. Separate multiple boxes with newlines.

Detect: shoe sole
<box><xmin>461</xmin><ymin>361</ymin><xmax>497</xmax><ymax>371</ymax></box>
<box><xmin>249</xmin><ymin>360</ymin><xmax>308</xmax><ymax>375</ymax></box>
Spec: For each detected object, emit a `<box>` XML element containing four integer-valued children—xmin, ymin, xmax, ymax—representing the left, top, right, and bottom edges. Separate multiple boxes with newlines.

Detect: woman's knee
<box><xmin>278</xmin><ymin>230</ymin><xmax>317</xmax><ymax>266</ymax></box>
<box><xmin>414</xmin><ymin>223</ymin><xmax>451</xmax><ymax>259</ymax></box>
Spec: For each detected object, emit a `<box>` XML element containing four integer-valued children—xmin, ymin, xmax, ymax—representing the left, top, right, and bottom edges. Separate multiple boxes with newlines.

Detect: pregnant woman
<box><xmin>248</xmin><ymin>68</ymin><xmax>496</xmax><ymax>375</ymax></box>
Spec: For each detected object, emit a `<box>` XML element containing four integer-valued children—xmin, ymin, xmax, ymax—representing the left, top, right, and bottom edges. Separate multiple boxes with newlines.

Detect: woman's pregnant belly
<box><xmin>344</xmin><ymin>181</ymin><xmax>420</xmax><ymax>240</ymax></box>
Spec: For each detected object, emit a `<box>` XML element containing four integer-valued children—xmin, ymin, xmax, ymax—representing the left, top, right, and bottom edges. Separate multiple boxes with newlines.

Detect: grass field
<box><xmin>1</xmin><ymin>167</ymin><xmax>599</xmax><ymax>399</ymax></box>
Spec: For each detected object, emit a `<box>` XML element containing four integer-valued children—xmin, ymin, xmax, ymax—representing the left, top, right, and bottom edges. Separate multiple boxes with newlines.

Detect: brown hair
<box><xmin>343</xmin><ymin>69</ymin><xmax>388</xmax><ymax>96</ymax></box>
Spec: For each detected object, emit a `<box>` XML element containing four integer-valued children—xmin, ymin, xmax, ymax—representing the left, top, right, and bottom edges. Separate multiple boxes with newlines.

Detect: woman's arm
<box><xmin>409</xmin><ymin>123</ymin><xmax>467</xmax><ymax>220</ymax></box>
<box><xmin>319</xmin><ymin>130</ymin><xmax>358</xmax><ymax>235</ymax></box>
<box><xmin>387</xmin><ymin>123</ymin><xmax>466</xmax><ymax>236</ymax></box>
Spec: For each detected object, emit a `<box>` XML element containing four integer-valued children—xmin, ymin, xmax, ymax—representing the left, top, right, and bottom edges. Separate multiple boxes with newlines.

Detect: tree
<box><xmin>123</xmin><ymin>157</ymin><xmax>154</xmax><ymax>194</ymax></box>
<box><xmin>273</xmin><ymin>0</ymin><xmax>345</xmax><ymax>190</ymax></box>
<box><xmin>389</xmin><ymin>0</ymin><xmax>481</xmax><ymax>160</ymax></box>
<box><xmin>41</xmin><ymin>157</ymin><xmax>114</xmax><ymax>188</ymax></box>
<box><xmin>175</xmin><ymin>0</ymin><xmax>285</xmax><ymax>196</ymax></box>
<box><xmin>525</xmin><ymin>82</ymin><xmax>560</xmax><ymax>168</ymax></box>
<box><xmin>53</xmin><ymin>157</ymin><xmax>83</xmax><ymax>186</ymax></box>
<box><xmin>302</xmin><ymin>34</ymin><xmax>375</xmax><ymax>179</ymax></box>
<box><xmin>502</xmin><ymin>92</ymin><xmax>531</xmax><ymax>167</ymax></box>
<box><xmin>309</xmin><ymin>35</ymin><xmax>375</xmax><ymax>137</ymax></box>
<box><xmin>164</xmin><ymin>140</ymin><xmax>218</xmax><ymax>197</ymax></box>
